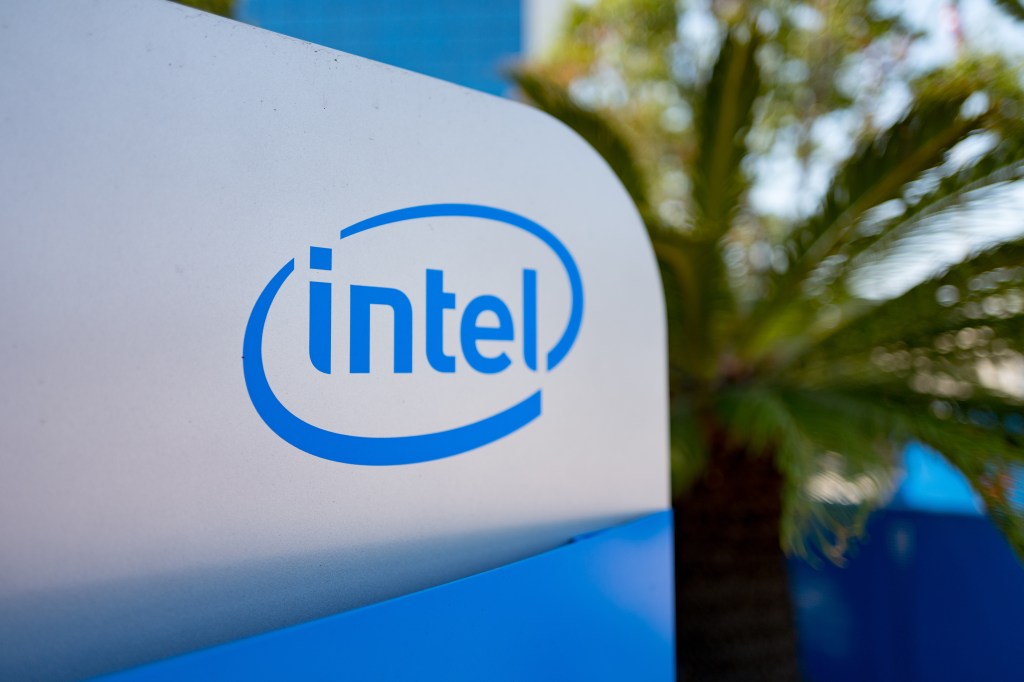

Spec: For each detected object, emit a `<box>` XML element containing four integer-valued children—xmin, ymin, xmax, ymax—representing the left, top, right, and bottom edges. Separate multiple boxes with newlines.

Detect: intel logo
<box><xmin>243</xmin><ymin>204</ymin><xmax>584</xmax><ymax>465</ymax></box>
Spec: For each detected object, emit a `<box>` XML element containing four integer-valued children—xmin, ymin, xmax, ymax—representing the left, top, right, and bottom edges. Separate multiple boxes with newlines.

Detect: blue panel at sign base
<box><xmin>97</xmin><ymin>511</ymin><xmax>674</xmax><ymax>681</ymax></box>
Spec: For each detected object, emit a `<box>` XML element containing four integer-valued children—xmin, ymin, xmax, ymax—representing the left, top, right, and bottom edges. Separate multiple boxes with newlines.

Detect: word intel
<box><xmin>308</xmin><ymin>246</ymin><xmax>538</xmax><ymax>375</ymax></box>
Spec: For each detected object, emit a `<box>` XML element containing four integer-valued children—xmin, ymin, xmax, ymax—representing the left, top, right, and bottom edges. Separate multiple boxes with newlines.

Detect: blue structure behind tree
<box><xmin>238</xmin><ymin>0</ymin><xmax>522</xmax><ymax>96</ymax></box>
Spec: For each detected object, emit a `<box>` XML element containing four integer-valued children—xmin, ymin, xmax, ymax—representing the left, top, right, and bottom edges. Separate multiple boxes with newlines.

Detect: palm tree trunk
<box><xmin>674</xmin><ymin>444</ymin><xmax>802</xmax><ymax>681</ymax></box>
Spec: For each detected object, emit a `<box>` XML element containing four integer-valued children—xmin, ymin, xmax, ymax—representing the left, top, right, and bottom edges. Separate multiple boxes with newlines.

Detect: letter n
<box><xmin>349</xmin><ymin>285</ymin><xmax>413</xmax><ymax>373</ymax></box>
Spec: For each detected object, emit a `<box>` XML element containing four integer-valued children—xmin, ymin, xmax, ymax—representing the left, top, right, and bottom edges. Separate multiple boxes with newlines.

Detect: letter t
<box><xmin>426</xmin><ymin>269</ymin><xmax>456</xmax><ymax>372</ymax></box>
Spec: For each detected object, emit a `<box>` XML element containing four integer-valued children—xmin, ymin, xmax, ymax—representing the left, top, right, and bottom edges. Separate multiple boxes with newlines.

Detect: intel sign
<box><xmin>243</xmin><ymin>204</ymin><xmax>584</xmax><ymax>465</ymax></box>
<box><xmin>0</xmin><ymin>3</ymin><xmax>669</xmax><ymax>677</ymax></box>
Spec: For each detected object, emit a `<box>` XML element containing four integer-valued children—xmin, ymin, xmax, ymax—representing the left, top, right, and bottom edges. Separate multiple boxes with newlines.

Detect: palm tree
<box><xmin>514</xmin><ymin>2</ymin><xmax>1024</xmax><ymax>679</ymax></box>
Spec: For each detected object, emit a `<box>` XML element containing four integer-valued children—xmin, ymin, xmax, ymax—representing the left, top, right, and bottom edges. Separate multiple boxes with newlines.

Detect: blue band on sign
<box><xmin>242</xmin><ymin>204</ymin><xmax>583</xmax><ymax>466</ymax></box>
<box><xmin>94</xmin><ymin>511</ymin><xmax>674</xmax><ymax>681</ymax></box>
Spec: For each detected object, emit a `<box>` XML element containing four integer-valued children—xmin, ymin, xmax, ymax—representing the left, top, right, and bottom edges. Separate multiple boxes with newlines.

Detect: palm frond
<box><xmin>798</xmin><ymin>235</ymin><xmax>1024</xmax><ymax>367</ymax></box>
<box><xmin>838</xmin><ymin>134</ymin><xmax>1024</xmax><ymax>275</ymax></box>
<box><xmin>716</xmin><ymin>381</ymin><xmax>1024</xmax><ymax>559</ymax></box>
<box><xmin>743</xmin><ymin>88</ymin><xmax>988</xmax><ymax>359</ymax></box>
<box><xmin>657</xmin><ymin>224</ymin><xmax>743</xmax><ymax>383</ymax></box>
<box><xmin>789</xmin><ymin>94</ymin><xmax>981</xmax><ymax>274</ymax></box>
<box><xmin>714</xmin><ymin>385</ymin><xmax>905</xmax><ymax>559</ymax></box>
<box><xmin>688</xmin><ymin>25</ymin><xmax>762</xmax><ymax>237</ymax></box>
<box><xmin>654</xmin><ymin>231</ymin><xmax>709</xmax><ymax>382</ymax></box>
<box><xmin>807</xmin><ymin>385</ymin><xmax>1024</xmax><ymax>557</ymax></box>
<box><xmin>712</xmin><ymin>385</ymin><xmax>897</xmax><ymax>548</ymax></box>
<box><xmin>670</xmin><ymin>403</ymin><xmax>710</xmax><ymax>492</ymax></box>
<box><xmin>823</xmin><ymin>62</ymin><xmax>1024</xmax><ymax>294</ymax></box>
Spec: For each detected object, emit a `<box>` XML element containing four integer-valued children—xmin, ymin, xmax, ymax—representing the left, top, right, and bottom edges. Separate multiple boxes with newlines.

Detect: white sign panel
<box><xmin>0</xmin><ymin>1</ymin><xmax>668</xmax><ymax>679</ymax></box>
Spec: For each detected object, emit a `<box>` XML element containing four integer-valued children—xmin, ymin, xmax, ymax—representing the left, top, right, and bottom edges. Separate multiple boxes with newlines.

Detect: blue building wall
<box><xmin>237</xmin><ymin>0</ymin><xmax>522</xmax><ymax>96</ymax></box>
<box><xmin>791</xmin><ymin>508</ymin><xmax>1024</xmax><ymax>682</ymax></box>
<box><xmin>792</xmin><ymin>444</ymin><xmax>1024</xmax><ymax>681</ymax></box>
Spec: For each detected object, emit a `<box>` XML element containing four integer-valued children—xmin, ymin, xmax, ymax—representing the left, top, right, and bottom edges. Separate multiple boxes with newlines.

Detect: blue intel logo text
<box><xmin>307</xmin><ymin>248</ymin><xmax>540</xmax><ymax>376</ymax></box>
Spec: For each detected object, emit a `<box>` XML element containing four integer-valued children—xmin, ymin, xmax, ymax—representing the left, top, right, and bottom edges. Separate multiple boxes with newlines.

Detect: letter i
<box><xmin>309</xmin><ymin>246</ymin><xmax>332</xmax><ymax>374</ymax></box>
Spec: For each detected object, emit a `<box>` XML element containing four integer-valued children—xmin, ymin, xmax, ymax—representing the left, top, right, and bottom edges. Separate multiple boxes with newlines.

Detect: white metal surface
<box><xmin>0</xmin><ymin>1</ymin><xmax>668</xmax><ymax>679</ymax></box>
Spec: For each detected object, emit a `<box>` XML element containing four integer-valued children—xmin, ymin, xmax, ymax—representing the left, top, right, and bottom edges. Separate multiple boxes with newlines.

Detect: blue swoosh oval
<box><xmin>243</xmin><ymin>205</ymin><xmax>581</xmax><ymax>465</ymax></box>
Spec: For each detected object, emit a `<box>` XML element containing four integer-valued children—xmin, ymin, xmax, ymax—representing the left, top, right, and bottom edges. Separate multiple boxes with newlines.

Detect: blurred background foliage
<box><xmin>515</xmin><ymin>3</ymin><xmax>1024</xmax><ymax>675</ymax></box>
<box><xmin>515</xmin><ymin>0</ymin><xmax>1024</xmax><ymax>562</ymax></box>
